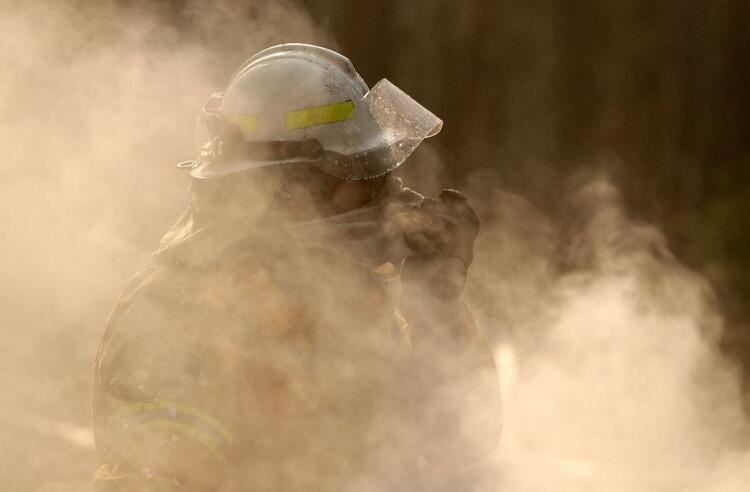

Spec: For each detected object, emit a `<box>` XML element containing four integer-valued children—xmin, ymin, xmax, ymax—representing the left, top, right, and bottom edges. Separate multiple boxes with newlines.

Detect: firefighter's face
<box><xmin>272</xmin><ymin>164</ymin><xmax>386</xmax><ymax>221</ymax></box>
<box><xmin>195</xmin><ymin>163</ymin><xmax>387</xmax><ymax>226</ymax></box>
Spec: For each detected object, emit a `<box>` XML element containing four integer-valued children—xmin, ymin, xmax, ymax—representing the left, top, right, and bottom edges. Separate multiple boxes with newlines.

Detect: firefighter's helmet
<box><xmin>184</xmin><ymin>43</ymin><xmax>442</xmax><ymax>180</ymax></box>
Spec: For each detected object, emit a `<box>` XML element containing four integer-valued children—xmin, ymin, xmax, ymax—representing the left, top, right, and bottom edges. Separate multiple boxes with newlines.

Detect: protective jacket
<box><xmin>93</xmin><ymin>182</ymin><xmax>500</xmax><ymax>491</ymax></box>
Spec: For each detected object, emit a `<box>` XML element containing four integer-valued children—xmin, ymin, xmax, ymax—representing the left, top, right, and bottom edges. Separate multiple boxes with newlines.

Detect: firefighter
<box><xmin>93</xmin><ymin>43</ymin><xmax>501</xmax><ymax>491</ymax></box>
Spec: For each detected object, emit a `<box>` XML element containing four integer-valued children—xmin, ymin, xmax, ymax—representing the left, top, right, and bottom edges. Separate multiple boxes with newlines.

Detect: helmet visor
<box><xmin>316</xmin><ymin>78</ymin><xmax>443</xmax><ymax>180</ymax></box>
<box><xmin>366</xmin><ymin>78</ymin><xmax>443</xmax><ymax>143</ymax></box>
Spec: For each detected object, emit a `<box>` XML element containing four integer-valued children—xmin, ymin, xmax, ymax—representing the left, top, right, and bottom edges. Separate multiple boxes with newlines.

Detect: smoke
<box><xmin>1</xmin><ymin>1</ymin><xmax>749</xmax><ymax>490</ymax></box>
<box><xmin>462</xmin><ymin>173</ymin><xmax>750</xmax><ymax>491</ymax></box>
<box><xmin>0</xmin><ymin>1</ymin><xmax>329</xmax><ymax>489</ymax></box>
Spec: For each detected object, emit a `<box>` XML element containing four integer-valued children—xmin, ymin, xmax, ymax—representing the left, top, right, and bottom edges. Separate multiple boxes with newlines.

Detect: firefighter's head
<box><xmin>182</xmin><ymin>43</ymin><xmax>441</xmax><ymax>222</ymax></box>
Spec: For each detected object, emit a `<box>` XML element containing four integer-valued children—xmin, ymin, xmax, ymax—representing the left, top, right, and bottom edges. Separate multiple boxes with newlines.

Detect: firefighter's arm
<box><xmin>399</xmin><ymin>189</ymin><xmax>502</xmax><ymax>471</ymax></box>
<box><xmin>93</xmin><ymin>288</ymin><xmax>232</xmax><ymax>491</ymax></box>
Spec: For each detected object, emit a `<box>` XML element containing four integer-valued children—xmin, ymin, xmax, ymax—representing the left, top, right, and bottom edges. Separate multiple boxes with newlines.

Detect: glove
<box><xmin>400</xmin><ymin>188</ymin><xmax>480</xmax><ymax>303</ymax></box>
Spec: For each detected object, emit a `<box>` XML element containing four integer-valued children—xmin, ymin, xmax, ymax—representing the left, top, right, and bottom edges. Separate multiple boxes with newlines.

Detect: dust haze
<box><xmin>0</xmin><ymin>1</ymin><xmax>748</xmax><ymax>490</ymax></box>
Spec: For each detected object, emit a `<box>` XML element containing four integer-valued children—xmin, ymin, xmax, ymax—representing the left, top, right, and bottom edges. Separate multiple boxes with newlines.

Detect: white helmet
<box><xmin>183</xmin><ymin>43</ymin><xmax>442</xmax><ymax>180</ymax></box>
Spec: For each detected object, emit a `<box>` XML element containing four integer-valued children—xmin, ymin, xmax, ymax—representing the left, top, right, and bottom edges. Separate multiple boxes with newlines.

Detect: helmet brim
<box><xmin>190</xmin><ymin>137</ymin><xmax>431</xmax><ymax>181</ymax></box>
<box><xmin>189</xmin><ymin>155</ymin><xmax>315</xmax><ymax>179</ymax></box>
<box><xmin>190</xmin><ymin>78</ymin><xmax>442</xmax><ymax>180</ymax></box>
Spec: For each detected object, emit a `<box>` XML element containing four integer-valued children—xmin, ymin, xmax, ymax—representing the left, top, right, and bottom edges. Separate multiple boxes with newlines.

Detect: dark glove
<box><xmin>400</xmin><ymin>189</ymin><xmax>480</xmax><ymax>303</ymax></box>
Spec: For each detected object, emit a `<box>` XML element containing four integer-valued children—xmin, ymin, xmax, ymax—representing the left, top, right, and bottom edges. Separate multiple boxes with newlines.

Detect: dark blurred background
<box><xmin>318</xmin><ymin>0</ymin><xmax>750</xmax><ymax>378</ymax></box>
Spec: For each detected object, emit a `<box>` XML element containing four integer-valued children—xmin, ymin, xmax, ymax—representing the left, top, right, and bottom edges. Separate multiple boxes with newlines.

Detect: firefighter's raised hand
<box><xmin>400</xmin><ymin>188</ymin><xmax>480</xmax><ymax>303</ymax></box>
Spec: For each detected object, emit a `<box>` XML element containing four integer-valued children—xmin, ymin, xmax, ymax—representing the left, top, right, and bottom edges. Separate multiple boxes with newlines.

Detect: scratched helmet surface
<box><xmin>189</xmin><ymin>43</ymin><xmax>443</xmax><ymax>180</ymax></box>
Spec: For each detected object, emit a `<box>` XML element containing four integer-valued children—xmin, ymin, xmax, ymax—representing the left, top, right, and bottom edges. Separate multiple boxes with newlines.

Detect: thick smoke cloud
<box><xmin>463</xmin><ymin>175</ymin><xmax>750</xmax><ymax>491</ymax></box>
<box><xmin>1</xmin><ymin>1</ymin><xmax>748</xmax><ymax>490</ymax></box>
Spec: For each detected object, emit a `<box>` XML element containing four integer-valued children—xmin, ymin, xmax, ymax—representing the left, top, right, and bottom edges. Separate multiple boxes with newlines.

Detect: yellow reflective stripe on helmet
<box><xmin>226</xmin><ymin>114</ymin><xmax>259</xmax><ymax>133</ymax></box>
<box><xmin>284</xmin><ymin>100</ymin><xmax>355</xmax><ymax>130</ymax></box>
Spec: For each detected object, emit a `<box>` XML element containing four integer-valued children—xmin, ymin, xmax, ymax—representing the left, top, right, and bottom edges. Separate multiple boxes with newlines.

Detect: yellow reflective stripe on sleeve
<box><xmin>113</xmin><ymin>398</ymin><xmax>233</xmax><ymax>443</ymax></box>
<box><xmin>226</xmin><ymin>114</ymin><xmax>259</xmax><ymax>133</ymax></box>
<box><xmin>171</xmin><ymin>399</ymin><xmax>232</xmax><ymax>443</ymax></box>
<box><xmin>284</xmin><ymin>100</ymin><xmax>355</xmax><ymax>130</ymax></box>
<box><xmin>106</xmin><ymin>398</ymin><xmax>234</xmax><ymax>462</ymax></box>
<box><xmin>130</xmin><ymin>419</ymin><xmax>227</xmax><ymax>461</ymax></box>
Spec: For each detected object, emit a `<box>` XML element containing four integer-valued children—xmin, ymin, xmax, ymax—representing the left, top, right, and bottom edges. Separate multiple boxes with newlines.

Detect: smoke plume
<box><xmin>462</xmin><ymin>173</ymin><xmax>750</xmax><ymax>491</ymax></box>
